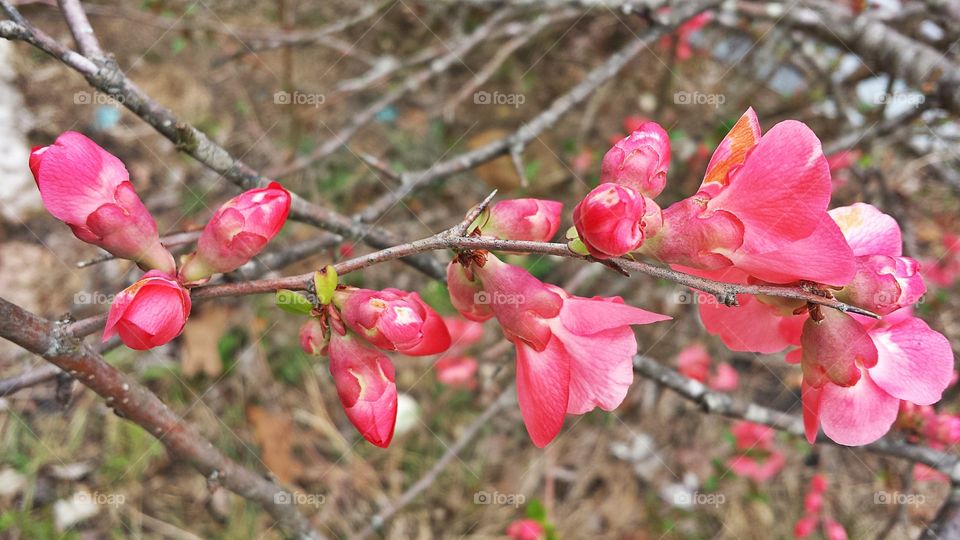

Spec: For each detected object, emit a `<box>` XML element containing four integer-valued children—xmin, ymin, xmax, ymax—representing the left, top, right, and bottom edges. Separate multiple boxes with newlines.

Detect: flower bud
<box><xmin>103</xmin><ymin>270</ymin><xmax>191</xmax><ymax>350</ymax></box>
<box><xmin>299</xmin><ymin>318</ymin><xmax>328</xmax><ymax>356</ymax></box>
<box><xmin>837</xmin><ymin>255</ymin><xmax>925</xmax><ymax>315</ymax></box>
<box><xmin>800</xmin><ymin>309</ymin><xmax>877</xmax><ymax>388</ymax></box>
<box><xmin>30</xmin><ymin>132</ymin><xmax>174</xmax><ymax>273</ymax></box>
<box><xmin>434</xmin><ymin>357</ymin><xmax>478</xmax><ymax>388</ymax></box>
<box><xmin>481</xmin><ymin>198</ymin><xmax>562</xmax><ymax>242</ymax></box>
<box><xmin>447</xmin><ymin>261</ymin><xmax>494</xmax><ymax>322</ymax></box>
<box><xmin>338</xmin><ymin>288</ymin><xmax>451</xmax><ymax>356</ymax></box>
<box><xmin>573</xmin><ymin>183</ymin><xmax>646</xmax><ymax>259</ymax></box>
<box><xmin>600</xmin><ymin>121</ymin><xmax>671</xmax><ymax>197</ymax></box>
<box><xmin>328</xmin><ymin>332</ymin><xmax>397</xmax><ymax>447</ymax></box>
<box><xmin>179</xmin><ymin>182</ymin><xmax>291</xmax><ymax>281</ymax></box>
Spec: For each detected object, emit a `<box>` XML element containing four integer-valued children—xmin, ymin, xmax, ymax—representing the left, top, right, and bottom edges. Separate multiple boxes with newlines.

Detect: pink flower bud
<box><xmin>823</xmin><ymin>519</ymin><xmax>848</xmax><ymax>540</ymax></box>
<box><xmin>600</xmin><ymin>121</ymin><xmax>671</xmax><ymax>197</ymax></box>
<box><xmin>338</xmin><ymin>288</ymin><xmax>451</xmax><ymax>356</ymax></box>
<box><xmin>803</xmin><ymin>491</ymin><xmax>823</xmax><ymax>514</ymax></box>
<box><xmin>447</xmin><ymin>261</ymin><xmax>494</xmax><ymax>322</ymax></box>
<box><xmin>299</xmin><ymin>318</ymin><xmax>328</xmax><ymax>356</ymax></box>
<box><xmin>30</xmin><ymin>132</ymin><xmax>174</xmax><ymax>273</ymax></box>
<box><xmin>434</xmin><ymin>357</ymin><xmax>478</xmax><ymax>388</ymax></box>
<box><xmin>709</xmin><ymin>362</ymin><xmax>739</xmax><ymax>392</ymax></box>
<box><xmin>838</xmin><ymin>255</ymin><xmax>925</xmax><ymax>315</ymax></box>
<box><xmin>677</xmin><ymin>343</ymin><xmax>711</xmax><ymax>383</ymax></box>
<box><xmin>793</xmin><ymin>516</ymin><xmax>817</xmax><ymax>539</ymax></box>
<box><xmin>506</xmin><ymin>519</ymin><xmax>544</xmax><ymax>540</ymax></box>
<box><xmin>810</xmin><ymin>474</ymin><xmax>828</xmax><ymax>493</ymax></box>
<box><xmin>800</xmin><ymin>309</ymin><xmax>877</xmax><ymax>388</ymax></box>
<box><xmin>179</xmin><ymin>182</ymin><xmax>291</xmax><ymax>281</ymax></box>
<box><xmin>328</xmin><ymin>331</ymin><xmax>397</xmax><ymax>447</ymax></box>
<box><xmin>573</xmin><ymin>183</ymin><xmax>646</xmax><ymax>259</ymax></box>
<box><xmin>103</xmin><ymin>270</ymin><xmax>191</xmax><ymax>350</ymax></box>
<box><xmin>481</xmin><ymin>198</ymin><xmax>562</xmax><ymax>242</ymax></box>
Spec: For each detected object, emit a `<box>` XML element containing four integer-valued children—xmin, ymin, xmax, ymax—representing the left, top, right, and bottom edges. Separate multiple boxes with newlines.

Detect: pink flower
<box><xmin>435</xmin><ymin>357</ymin><xmax>479</xmax><ymax>388</ymax></box>
<box><xmin>451</xmin><ymin>254</ymin><xmax>670</xmax><ymax>447</ymax></box>
<box><xmin>644</xmin><ymin>108</ymin><xmax>856</xmax><ymax>286</ymax></box>
<box><xmin>573</xmin><ymin>183</ymin><xmax>648</xmax><ymax>259</ymax></box>
<box><xmin>30</xmin><ymin>132</ymin><xmax>174</xmax><ymax>273</ymax></box>
<box><xmin>823</xmin><ymin>519</ymin><xmax>848</xmax><ymax>540</ymax></box>
<box><xmin>178</xmin><ymin>182</ymin><xmax>290</xmax><ymax>281</ymax></box>
<box><xmin>660</xmin><ymin>11</ymin><xmax>711</xmax><ymax>60</ymax></box>
<box><xmin>506</xmin><ymin>519</ymin><xmax>544</xmax><ymax>540</ymax></box>
<box><xmin>328</xmin><ymin>331</ymin><xmax>397</xmax><ymax>447</ymax></box>
<box><xmin>299</xmin><ymin>318</ymin><xmax>328</xmax><ymax>356</ymax></box>
<box><xmin>337</xmin><ymin>288</ymin><xmax>451</xmax><ymax>356</ymax></box>
<box><xmin>793</xmin><ymin>516</ymin><xmax>817</xmax><ymax>538</ymax></box>
<box><xmin>600</xmin><ymin>121</ymin><xmax>671</xmax><ymax>197</ymax></box>
<box><xmin>447</xmin><ymin>261</ymin><xmax>494</xmax><ymax>322</ymax></box>
<box><xmin>676</xmin><ymin>343</ymin><xmax>740</xmax><ymax>391</ymax></box>
<box><xmin>103</xmin><ymin>270</ymin><xmax>191</xmax><ymax>350</ymax></box>
<box><xmin>481</xmin><ymin>199</ymin><xmax>563</xmax><ymax>242</ymax></box>
<box><xmin>726</xmin><ymin>422</ymin><xmax>785</xmax><ymax>482</ymax></box>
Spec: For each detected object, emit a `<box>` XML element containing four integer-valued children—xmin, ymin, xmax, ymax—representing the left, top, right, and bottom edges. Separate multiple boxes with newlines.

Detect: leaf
<box><xmin>247</xmin><ymin>406</ymin><xmax>303</xmax><ymax>484</ymax></box>
<box><xmin>182</xmin><ymin>306</ymin><xmax>232</xmax><ymax>377</ymax></box>
<box><xmin>276</xmin><ymin>289</ymin><xmax>313</xmax><ymax>315</ymax></box>
<box><xmin>314</xmin><ymin>265</ymin><xmax>338</xmax><ymax>305</ymax></box>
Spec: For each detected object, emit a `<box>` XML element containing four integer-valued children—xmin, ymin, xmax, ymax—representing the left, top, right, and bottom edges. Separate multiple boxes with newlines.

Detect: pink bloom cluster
<box><xmin>922</xmin><ymin>233</ymin><xmax>960</xmax><ymax>287</ymax></box>
<box><xmin>31</xmin><ymin>132</ymin><xmax>290</xmax><ymax>350</ymax></box>
<box><xmin>573</xmin><ymin>109</ymin><xmax>951</xmax><ymax>447</ymax></box>
<box><xmin>676</xmin><ymin>343</ymin><xmax>739</xmax><ymax>392</ymax></box>
<box><xmin>449</xmin><ymin>200</ymin><xmax>670</xmax><ymax>447</ymax></box>
<box><xmin>507</xmin><ymin>519</ymin><xmax>545</xmax><ymax>540</ymax></box>
<box><xmin>300</xmin><ymin>287</ymin><xmax>452</xmax><ymax>447</ymax></box>
<box><xmin>897</xmin><ymin>400</ymin><xmax>960</xmax><ymax>482</ymax></box>
<box><xmin>725</xmin><ymin>422</ymin><xmax>785</xmax><ymax>482</ymax></box>
<box><xmin>794</xmin><ymin>475</ymin><xmax>847</xmax><ymax>540</ymax></box>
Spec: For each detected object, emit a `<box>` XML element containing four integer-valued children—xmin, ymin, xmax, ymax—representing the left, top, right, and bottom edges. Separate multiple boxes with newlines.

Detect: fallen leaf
<box><xmin>247</xmin><ymin>406</ymin><xmax>303</xmax><ymax>484</ymax></box>
<box><xmin>181</xmin><ymin>306</ymin><xmax>232</xmax><ymax>377</ymax></box>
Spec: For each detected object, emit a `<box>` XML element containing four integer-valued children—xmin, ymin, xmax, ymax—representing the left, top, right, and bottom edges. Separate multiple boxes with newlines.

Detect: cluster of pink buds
<box><xmin>725</xmin><ymin>422</ymin><xmax>785</xmax><ymax>482</ymax></box>
<box><xmin>897</xmin><ymin>399</ymin><xmax>960</xmax><ymax>482</ymax></box>
<box><xmin>31</xmin><ymin>132</ymin><xmax>290</xmax><ymax>350</ymax></box>
<box><xmin>292</xmin><ymin>267</ymin><xmax>451</xmax><ymax>447</ymax></box>
<box><xmin>794</xmin><ymin>475</ymin><xmax>847</xmax><ymax>539</ymax></box>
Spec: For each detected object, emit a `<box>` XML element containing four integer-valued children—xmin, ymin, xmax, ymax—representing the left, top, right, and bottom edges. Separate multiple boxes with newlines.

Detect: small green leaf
<box><xmin>568</xmin><ymin>238</ymin><xmax>590</xmax><ymax>257</ymax></box>
<box><xmin>276</xmin><ymin>289</ymin><xmax>313</xmax><ymax>315</ymax></box>
<box><xmin>314</xmin><ymin>265</ymin><xmax>338</xmax><ymax>305</ymax></box>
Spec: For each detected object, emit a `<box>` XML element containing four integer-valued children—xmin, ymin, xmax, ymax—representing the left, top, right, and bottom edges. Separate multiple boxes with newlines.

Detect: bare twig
<box><xmin>0</xmin><ymin>364</ymin><xmax>61</xmax><ymax>397</ymax></box>
<box><xmin>0</xmin><ymin>297</ymin><xmax>325</xmax><ymax>540</ymax></box>
<box><xmin>56</xmin><ymin>0</ymin><xmax>102</xmax><ymax>58</ymax></box>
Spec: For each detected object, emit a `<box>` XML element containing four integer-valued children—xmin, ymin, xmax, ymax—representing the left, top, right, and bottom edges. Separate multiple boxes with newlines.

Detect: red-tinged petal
<box><xmin>600</xmin><ymin>121</ymin><xmax>671</xmax><ymax>198</ymax></box>
<box><xmin>515</xmin><ymin>339</ymin><xmax>570</xmax><ymax>448</ymax></box>
<box><xmin>801</xmin><ymin>380</ymin><xmax>822</xmax><ymax>444</ymax></box>
<box><xmin>446</xmin><ymin>261</ymin><xmax>494</xmax><ymax>322</ymax></box>
<box><xmin>709</xmin><ymin>121</ymin><xmax>832</xmax><ymax>253</ymax></box>
<box><xmin>829</xmin><ymin>203</ymin><xmax>902</xmax><ymax>257</ymax></box>
<box><xmin>819</xmin><ymin>372</ymin><xmax>900</xmax><ymax>446</ymax></box>
<box><xmin>483</xmin><ymin>198</ymin><xmax>563</xmax><ymax>242</ymax></box>
<box><xmin>868</xmin><ymin>317</ymin><xmax>953</xmax><ymax>406</ymax></box>
<box><xmin>556</xmin><ymin>293</ymin><xmax>670</xmax><ymax>335</ymax></box>
<box><xmin>724</xmin><ymin>215</ymin><xmax>856</xmax><ymax>286</ymax></box>
<box><xmin>645</xmin><ymin>197</ymin><xmax>744</xmax><ymax>270</ymax></box>
<box><xmin>573</xmin><ymin>183</ymin><xmax>646</xmax><ymax>259</ymax></box>
<box><xmin>701</xmin><ymin>108</ymin><xmax>761</xmax><ymax>193</ymax></box>
<box><xmin>103</xmin><ymin>270</ymin><xmax>191</xmax><ymax>350</ymax></box>
<box><xmin>328</xmin><ymin>333</ymin><xmax>397</xmax><ymax>447</ymax></box>
<box><xmin>399</xmin><ymin>297</ymin><xmax>451</xmax><ymax>356</ymax></box>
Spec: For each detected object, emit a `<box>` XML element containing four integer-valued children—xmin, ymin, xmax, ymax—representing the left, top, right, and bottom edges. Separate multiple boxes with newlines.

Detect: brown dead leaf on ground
<box><xmin>181</xmin><ymin>306</ymin><xmax>232</xmax><ymax>378</ymax></box>
<box><xmin>247</xmin><ymin>405</ymin><xmax>303</xmax><ymax>484</ymax></box>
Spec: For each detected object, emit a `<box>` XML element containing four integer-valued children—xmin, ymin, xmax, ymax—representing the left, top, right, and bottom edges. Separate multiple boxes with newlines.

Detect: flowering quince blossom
<box><xmin>480</xmin><ymin>198</ymin><xmax>563</xmax><ymax>242</ymax></box>
<box><xmin>327</xmin><ymin>330</ymin><xmax>398</xmax><ymax>448</ymax></box>
<box><xmin>676</xmin><ymin>343</ymin><xmax>739</xmax><ymax>392</ymax></box>
<box><xmin>725</xmin><ymin>421</ymin><xmax>785</xmax><ymax>482</ymax></box>
<box><xmin>179</xmin><ymin>182</ymin><xmax>291</xmax><ymax>282</ymax></box>
<box><xmin>641</xmin><ymin>108</ymin><xmax>856</xmax><ymax>286</ymax></box>
<box><xmin>794</xmin><ymin>474</ymin><xmax>847</xmax><ymax>540</ymax></box>
<box><xmin>794</xmin><ymin>205</ymin><xmax>953</xmax><ymax>446</ymax></box>
<box><xmin>506</xmin><ymin>519</ymin><xmax>545</xmax><ymax>540</ymax></box>
<box><xmin>30</xmin><ymin>132</ymin><xmax>175</xmax><ymax>273</ymax></box>
<box><xmin>897</xmin><ymin>401</ymin><xmax>960</xmax><ymax>482</ymax></box>
<box><xmin>448</xmin><ymin>252</ymin><xmax>670</xmax><ymax>447</ymax></box>
<box><xmin>573</xmin><ymin>122</ymin><xmax>669</xmax><ymax>259</ymax></box>
<box><xmin>336</xmin><ymin>287</ymin><xmax>451</xmax><ymax>355</ymax></box>
<box><xmin>103</xmin><ymin>270</ymin><xmax>191</xmax><ymax>350</ymax></box>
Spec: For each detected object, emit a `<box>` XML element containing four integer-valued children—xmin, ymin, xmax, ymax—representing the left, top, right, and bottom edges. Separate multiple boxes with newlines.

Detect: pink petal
<box><xmin>557</xmin><ymin>325</ymin><xmax>637</xmax><ymax>415</ymax></box>
<box><xmin>819</xmin><ymin>372</ymin><xmax>900</xmax><ymax>446</ymax></box>
<box><xmin>829</xmin><ymin>203</ymin><xmax>902</xmax><ymax>257</ymax></box>
<box><xmin>701</xmin><ymin>108</ymin><xmax>761</xmax><ymax>192</ymax></box>
<box><xmin>698</xmin><ymin>294</ymin><xmax>795</xmax><ymax>354</ymax></box>
<box><xmin>515</xmin><ymin>339</ymin><xmax>571</xmax><ymax>448</ymax></box>
<box><xmin>868</xmin><ymin>317</ymin><xmax>954</xmax><ymax>405</ymax></box>
<box><xmin>801</xmin><ymin>380</ymin><xmax>823</xmax><ymax>444</ymax></box>
<box><xmin>558</xmin><ymin>294</ymin><xmax>670</xmax><ymax>335</ymax></box>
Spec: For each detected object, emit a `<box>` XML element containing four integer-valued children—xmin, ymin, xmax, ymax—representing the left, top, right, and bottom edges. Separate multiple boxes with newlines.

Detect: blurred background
<box><xmin>0</xmin><ymin>0</ymin><xmax>959</xmax><ymax>538</ymax></box>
